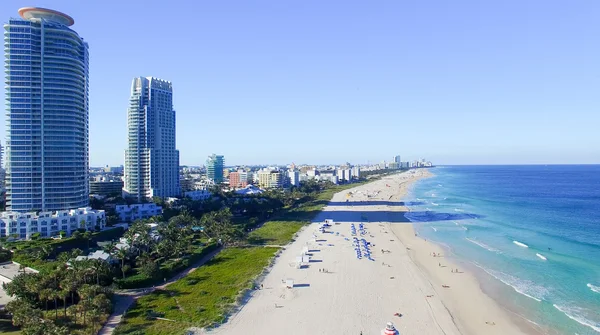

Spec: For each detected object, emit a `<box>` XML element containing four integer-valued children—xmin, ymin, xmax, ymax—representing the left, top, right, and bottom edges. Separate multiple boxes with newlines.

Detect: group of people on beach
<box><xmin>319</xmin><ymin>268</ymin><xmax>329</xmax><ymax>273</ymax></box>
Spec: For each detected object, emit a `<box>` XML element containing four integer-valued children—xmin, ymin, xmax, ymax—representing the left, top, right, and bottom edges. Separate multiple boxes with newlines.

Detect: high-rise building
<box><xmin>5</xmin><ymin>8</ymin><xmax>89</xmax><ymax>211</ymax></box>
<box><xmin>123</xmin><ymin>77</ymin><xmax>180</xmax><ymax>201</ymax></box>
<box><xmin>206</xmin><ymin>154</ymin><xmax>224</xmax><ymax>183</ymax></box>
<box><xmin>394</xmin><ymin>155</ymin><xmax>401</xmax><ymax>164</ymax></box>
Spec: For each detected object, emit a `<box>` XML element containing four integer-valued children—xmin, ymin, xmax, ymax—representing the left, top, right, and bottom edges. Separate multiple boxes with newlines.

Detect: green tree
<box><xmin>82</xmin><ymin>231</ymin><xmax>93</xmax><ymax>249</ymax></box>
<box><xmin>114</xmin><ymin>247</ymin><xmax>129</xmax><ymax>279</ymax></box>
<box><xmin>5</xmin><ymin>298</ymin><xmax>42</xmax><ymax>327</ymax></box>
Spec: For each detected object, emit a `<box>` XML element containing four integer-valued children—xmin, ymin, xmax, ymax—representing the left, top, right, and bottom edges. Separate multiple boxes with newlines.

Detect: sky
<box><xmin>2</xmin><ymin>1</ymin><xmax>599</xmax><ymax>166</ymax></box>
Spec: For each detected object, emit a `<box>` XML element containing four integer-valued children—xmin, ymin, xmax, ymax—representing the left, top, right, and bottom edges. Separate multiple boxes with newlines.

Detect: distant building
<box><xmin>180</xmin><ymin>177</ymin><xmax>196</xmax><ymax>192</ymax></box>
<box><xmin>352</xmin><ymin>166</ymin><xmax>361</xmax><ymax>179</ymax></box>
<box><xmin>123</xmin><ymin>77</ymin><xmax>180</xmax><ymax>201</ymax></box>
<box><xmin>184</xmin><ymin>190</ymin><xmax>212</xmax><ymax>201</ymax></box>
<box><xmin>229</xmin><ymin>171</ymin><xmax>248</xmax><ymax>188</ymax></box>
<box><xmin>288</xmin><ymin>170</ymin><xmax>300</xmax><ymax>187</ymax></box>
<box><xmin>394</xmin><ymin>155</ymin><xmax>402</xmax><ymax>164</ymax></box>
<box><xmin>90</xmin><ymin>176</ymin><xmax>124</xmax><ymax>196</ymax></box>
<box><xmin>235</xmin><ymin>185</ymin><xmax>264</xmax><ymax>195</ymax></box>
<box><xmin>206</xmin><ymin>154</ymin><xmax>225</xmax><ymax>183</ymax></box>
<box><xmin>115</xmin><ymin>203</ymin><xmax>162</xmax><ymax>222</ymax></box>
<box><xmin>0</xmin><ymin>207</ymin><xmax>106</xmax><ymax>240</ymax></box>
<box><xmin>388</xmin><ymin>162</ymin><xmax>400</xmax><ymax>169</ymax></box>
<box><xmin>257</xmin><ymin>170</ymin><xmax>284</xmax><ymax>189</ymax></box>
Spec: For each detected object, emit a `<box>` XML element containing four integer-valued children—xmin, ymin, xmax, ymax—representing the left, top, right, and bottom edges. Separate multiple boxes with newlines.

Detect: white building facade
<box><xmin>0</xmin><ymin>207</ymin><xmax>105</xmax><ymax>240</ymax></box>
<box><xmin>115</xmin><ymin>203</ymin><xmax>163</xmax><ymax>222</ymax></box>
<box><xmin>123</xmin><ymin>77</ymin><xmax>180</xmax><ymax>201</ymax></box>
<box><xmin>288</xmin><ymin>170</ymin><xmax>300</xmax><ymax>187</ymax></box>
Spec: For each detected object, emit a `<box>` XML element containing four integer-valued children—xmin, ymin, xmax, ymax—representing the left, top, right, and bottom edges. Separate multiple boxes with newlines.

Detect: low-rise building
<box><xmin>229</xmin><ymin>171</ymin><xmax>249</xmax><ymax>188</ymax></box>
<box><xmin>0</xmin><ymin>207</ymin><xmax>106</xmax><ymax>240</ymax></box>
<box><xmin>184</xmin><ymin>190</ymin><xmax>212</xmax><ymax>201</ymax></box>
<box><xmin>90</xmin><ymin>176</ymin><xmax>124</xmax><ymax>195</ymax></box>
<box><xmin>115</xmin><ymin>203</ymin><xmax>162</xmax><ymax>222</ymax></box>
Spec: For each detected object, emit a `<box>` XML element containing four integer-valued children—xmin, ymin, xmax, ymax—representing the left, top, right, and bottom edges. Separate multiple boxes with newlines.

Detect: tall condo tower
<box><xmin>123</xmin><ymin>77</ymin><xmax>180</xmax><ymax>201</ymax></box>
<box><xmin>4</xmin><ymin>8</ymin><xmax>89</xmax><ymax>211</ymax></box>
<box><xmin>206</xmin><ymin>154</ymin><xmax>225</xmax><ymax>183</ymax></box>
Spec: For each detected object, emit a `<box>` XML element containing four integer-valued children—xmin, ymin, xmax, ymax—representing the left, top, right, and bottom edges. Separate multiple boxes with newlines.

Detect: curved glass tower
<box><xmin>4</xmin><ymin>7</ymin><xmax>89</xmax><ymax>211</ymax></box>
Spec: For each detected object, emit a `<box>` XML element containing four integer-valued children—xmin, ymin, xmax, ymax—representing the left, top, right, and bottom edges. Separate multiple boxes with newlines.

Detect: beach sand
<box><xmin>201</xmin><ymin>170</ymin><xmax>532</xmax><ymax>335</ymax></box>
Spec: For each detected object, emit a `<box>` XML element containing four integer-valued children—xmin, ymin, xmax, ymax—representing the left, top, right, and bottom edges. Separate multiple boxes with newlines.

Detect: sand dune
<box><xmin>200</xmin><ymin>170</ymin><xmax>532</xmax><ymax>335</ymax></box>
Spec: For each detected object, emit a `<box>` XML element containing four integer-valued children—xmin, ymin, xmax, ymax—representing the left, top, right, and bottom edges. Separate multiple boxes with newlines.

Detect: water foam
<box><xmin>513</xmin><ymin>240</ymin><xmax>529</xmax><ymax>248</ymax></box>
<box><xmin>454</xmin><ymin>208</ymin><xmax>464</xmax><ymax>212</ymax></box>
<box><xmin>431</xmin><ymin>227</ymin><xmax>437</xmax><ymax>232</ymax></box>
<box><xmin>473</xmin><ymin>263</ymin><xmax>546</xmax><ymax>302</ymax></box>
<box><xmin>553</xmin><ymin>304</ymin><xmax>600</xmax><ymax>333</ymax></box>
<box><xmin>466</xmin><ymin>238</ymin><xmax>500</xmax><ymax>253</ymax></box>
<box><xmin>536</xmin><ymin>253</ymin><xmax>547</xmax><ymax>261</ymax></box>
<box><xmin>588</xmin><ymin>283</ymin><xmax>600</xmax><ymax>294</ymax></box>
<box><xmin>431</xmin><ymin>202</ymin><xmax>439</xmax><ymax>206</ymax></box>
<box><xmin>462</xmin><ymin>226</ymin><xmax>468</xmax><ymax>231</ymax></box>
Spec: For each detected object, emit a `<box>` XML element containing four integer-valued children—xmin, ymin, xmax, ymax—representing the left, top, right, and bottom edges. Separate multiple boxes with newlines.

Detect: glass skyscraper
<box><xmin>206</xmin><ymin>154</ymin><xmax>225</xmax><ymax>183</ymax></box>
<box><xmin>4</xmin><ymin>8</ymin><xmax>89</xmax><ymax>212</ymax></box>
<box><xmin>123</xmin><ymin>77</ymin><xmax>180</xmax><ymax>201</ymax></box>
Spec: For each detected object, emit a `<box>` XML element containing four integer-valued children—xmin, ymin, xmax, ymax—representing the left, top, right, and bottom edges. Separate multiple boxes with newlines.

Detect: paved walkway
<box><xmin>99</xmin><ymin>247</ymin><xmax>223</xmax><ymax>335</ymax></box>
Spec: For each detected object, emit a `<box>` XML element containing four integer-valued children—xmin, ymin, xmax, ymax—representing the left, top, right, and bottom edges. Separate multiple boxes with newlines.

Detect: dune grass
<box><xmin>247</xmin><ymin>220</ymin><xmax>305</xmax><ymax>245</ymax></box>
<box><xmin>114</xmin><ymin>247</ymin><xmax>277</xmax><ymax>335</ymax></box>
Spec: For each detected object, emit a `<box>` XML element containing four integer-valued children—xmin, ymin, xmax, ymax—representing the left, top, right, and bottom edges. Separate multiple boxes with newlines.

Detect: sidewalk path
<box><xmin>99</xmin><ymin>246</ymin><xmax>223</xmax><ymax>335</ymax></box>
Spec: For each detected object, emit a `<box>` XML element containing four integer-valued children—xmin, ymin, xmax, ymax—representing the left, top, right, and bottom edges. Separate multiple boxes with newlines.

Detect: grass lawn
<box><xmin>246</xmin><ymin>220</ymin><xmax>304</xmax><ymax>245</ymax></box>
<box><xmin>114</xmin><ymin>247</ymin><xmax>277</xmax><ymax>335</ymax></box>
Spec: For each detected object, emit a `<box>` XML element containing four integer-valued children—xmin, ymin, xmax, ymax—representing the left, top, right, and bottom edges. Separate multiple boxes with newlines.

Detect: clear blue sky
<box><xmin>3</xmin><ymin>1</ymin><xmax>599</xmax><ymax>166</ymax></box>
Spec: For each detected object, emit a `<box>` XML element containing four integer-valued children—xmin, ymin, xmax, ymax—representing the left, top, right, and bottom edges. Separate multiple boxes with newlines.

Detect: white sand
<box><xmin>202</xmin><ymin>170</ymin><xmax>532</xmax><ymax>335</ymax></box>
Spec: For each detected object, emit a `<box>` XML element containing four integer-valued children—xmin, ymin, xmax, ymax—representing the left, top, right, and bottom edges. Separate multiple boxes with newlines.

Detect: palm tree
<box><xmin>52</xmin><ymin>288</ymin><xmax>61</xmax><ymax>319</ymax></box>
<box><xmin>114</xmin><ymin>247</ymin><xmax>129</xmax><ymax>279</ymax></box>
<box><xmin>39</xmin><ymin>288</ymin><xmax>52</xmax><ymax>311</ymax></box>
<box><xmin>60</xmin><ymin>288</ymin><xmax>70</xmax><ymax>318</ymax></box>
<box><xmin>82</xmin><ymin>231</ymin><xmax>92</xmax><ymax>250</ymax></box>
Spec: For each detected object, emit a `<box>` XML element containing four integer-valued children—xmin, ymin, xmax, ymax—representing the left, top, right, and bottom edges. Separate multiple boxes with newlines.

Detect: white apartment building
<box><xmin>115</xmin><ymin>203</ymin><xmax>162</xmax><ymax>222</ymax></box>
<box><xmin>0</xmin><ymin>207</ymin><xmax>106</xmax><ymax>240</ymax></box>
<box><xmin>184</xmin><ymin>190</ymin><xmax>212</xmax><ymax>201</ymax></box>
<box><xmin>352</xmin><ymin>166</ymin><xmax>361</xmax><ymax>179</ymax></box>
<box><xmin>288</xmin><ymin>170</ymin><xmax>300</xmax><ymax>187</ymax></box>
<box><xmin>123</xmin><ymin>77</ymin><xmax>180</xmax><ymax>201</ymax></box>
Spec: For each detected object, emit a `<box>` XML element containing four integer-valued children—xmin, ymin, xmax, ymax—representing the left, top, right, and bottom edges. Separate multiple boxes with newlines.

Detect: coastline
<box><xmin>392</xmin><ymin>170</ymin><xmax>541</xmax><ymax>335</ymax></box>
<box><xmin>201</xmin><ymin>169</ymin><xmax>533</xmax><ymax>335</ymax></box>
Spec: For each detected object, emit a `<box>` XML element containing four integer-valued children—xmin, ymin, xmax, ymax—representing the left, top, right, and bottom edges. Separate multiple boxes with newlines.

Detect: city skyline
<box><xmin>2</xmin><ymin>1</ymin><xmax>599</xmax><ymax>166</ymax></box>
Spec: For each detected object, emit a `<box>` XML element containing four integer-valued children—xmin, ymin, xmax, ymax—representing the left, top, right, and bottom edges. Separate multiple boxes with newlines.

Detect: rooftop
<box><xmin>18</xmin><ymin>7</ymin><xmax>74</xmax><ymax>26</ymax></box>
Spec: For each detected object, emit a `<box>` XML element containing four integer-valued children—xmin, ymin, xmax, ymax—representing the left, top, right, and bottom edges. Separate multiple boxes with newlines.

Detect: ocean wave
<box><xmin>473</xmin><ymin>263</ymin><xmax>547</xmax><ymax>302</ymax></box>
<box><xmin>462</xmin><ymin>226</ymin><xmax>468</xmax><ymax>231</ymax></box>
<box><xmin>431</xmin><ymin>193</ymin><xmax>436</xmax><ymax>197</ymax></box>
<box><xmin>513</xmin><ymin>240</ymin><xmax>529</xmax><ymax>248</ymax></box>
<box><xmin>553</xmin><ymin>304</ymin><xmax>600</xmax><ymax>333</ymax></box>
<box><xmin>431</xmin><ymin>202</ymin><xmax>439</xmax><ymax>206</ymax></box>
<box><xmin>466</xmin><ymin>238</ymin><xmax>501</xmax><ymax>253</ymax></box>
<box><xmin>536</xmin><ymin>253</ymin><xmax>547</xmax><ymax>261</ymax></box>
<box><xmin>431</xmin><ymin>227</ymin><xmax>437</xmax><ymax>232</ymax></box>
<box><xmin>454</xmin><ymin>208</ymin><xmax>464</xmax><ymax>212</ymax></box>
<box><xmin>453</xmin><ymin>221</ymin><xmax>459</xmax><ymax>226</ymax></box>
<box><xmin>588</xmin><ymin>283</ymin><xmax>600</xmax><ymax>294</ymax></box>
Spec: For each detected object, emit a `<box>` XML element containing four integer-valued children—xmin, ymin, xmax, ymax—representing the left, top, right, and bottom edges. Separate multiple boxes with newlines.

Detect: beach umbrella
<box><xmin>382</xmin><ymin>322</ymin><xmax>399</xmax><ymax>335</ymax></box>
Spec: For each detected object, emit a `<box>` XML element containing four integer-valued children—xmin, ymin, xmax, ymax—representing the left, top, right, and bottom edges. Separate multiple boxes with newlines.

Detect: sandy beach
<box><xmin>202</xmin><ymin>169</ymin><xmax>532</xmax><ymax>335</ymax></box>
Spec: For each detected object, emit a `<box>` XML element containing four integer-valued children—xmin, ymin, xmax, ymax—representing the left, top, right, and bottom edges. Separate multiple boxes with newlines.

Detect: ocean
<box><xmin>404</xmin><ymin>165</ymin><xmax>600</xmax><ymax>335</ymax></box>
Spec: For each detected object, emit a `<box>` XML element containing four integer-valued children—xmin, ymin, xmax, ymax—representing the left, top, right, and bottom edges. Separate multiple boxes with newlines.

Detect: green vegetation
<box><xmin>247</xmin><ymin>220</ymin><xmax>305</xmax><ymax>245</ymax></box>
<box><xmin>114</xmin><ymin>247</ymin><xmax>277</xmax><ymax>335</ymax></box>
<box><xmin>2</xmin><ymin>259</ymin><xmax>113</xmax><ymax>335</ymax></box>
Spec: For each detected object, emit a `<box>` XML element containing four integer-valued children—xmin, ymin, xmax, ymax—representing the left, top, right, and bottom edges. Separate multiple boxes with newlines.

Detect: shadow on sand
<box><xmin>311</xmin><ymin>210</ymin><xmax>483</xmax><ymax>223</ymax></box>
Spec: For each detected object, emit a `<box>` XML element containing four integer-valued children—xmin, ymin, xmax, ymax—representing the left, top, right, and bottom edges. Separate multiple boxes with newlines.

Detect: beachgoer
<box><xmin>261</xmin><ymin>284</ymin><xmax>264</xmax><ymax>289</ymax></box>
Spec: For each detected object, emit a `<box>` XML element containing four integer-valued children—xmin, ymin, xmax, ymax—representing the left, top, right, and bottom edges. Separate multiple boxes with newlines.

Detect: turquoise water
<box><xmin>405</xmin><ymin>166</ymin><xmax>600</xmax><ymax>335</ymax></box>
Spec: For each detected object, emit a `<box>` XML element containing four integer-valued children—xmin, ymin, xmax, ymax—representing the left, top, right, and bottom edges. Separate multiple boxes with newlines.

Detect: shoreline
<box><xmin>201</xmin><ymin>170</ymin><xmax>532</xmax><ymax>335</ymax></box>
